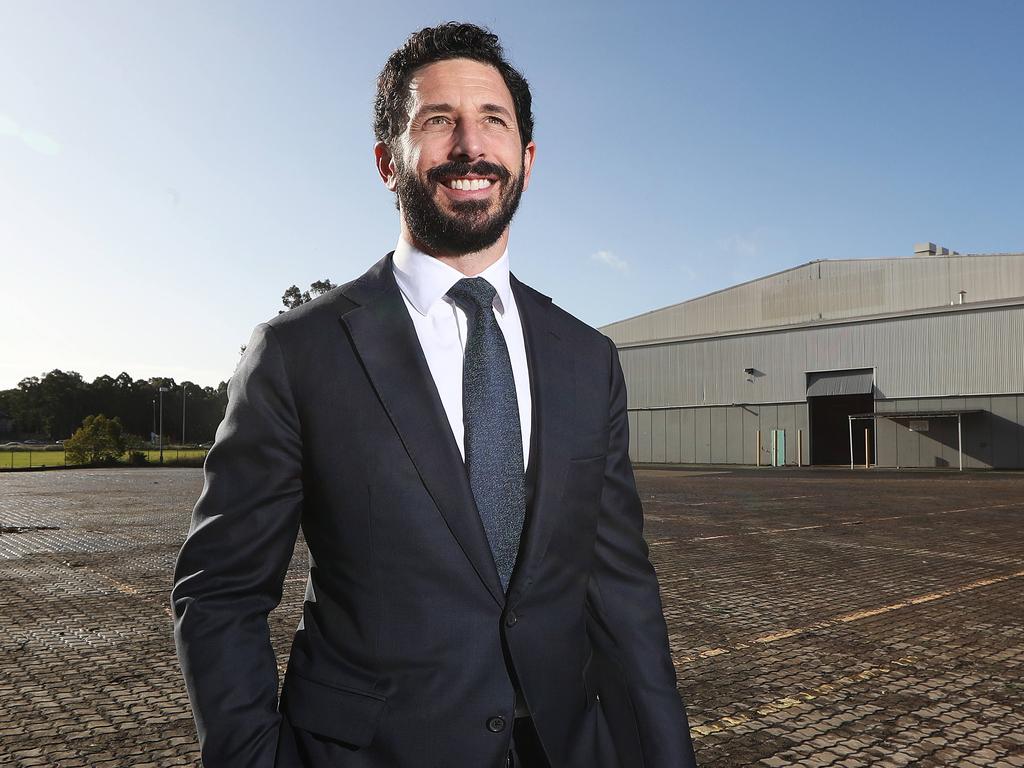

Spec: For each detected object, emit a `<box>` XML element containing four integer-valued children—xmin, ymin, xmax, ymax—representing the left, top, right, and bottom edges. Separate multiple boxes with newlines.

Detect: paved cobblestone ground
<box><xmin>1</xmin><ymin>467</ymin><xmax>1022</xmax><ymax>767</ymax></box>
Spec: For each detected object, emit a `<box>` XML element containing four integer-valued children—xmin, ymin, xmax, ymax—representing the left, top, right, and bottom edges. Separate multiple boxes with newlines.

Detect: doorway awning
<box><xmin>806</xmin><ymin>369</ymin><xmax>873</xmax><ymax>397</ymax></box>
<box><xmin>848</xmin><ymin>410</ymin><xmax>983</xmax><ymax>471</ymax></box>
<box><xmin>850</xmin><ymin>410</ymin><xmax>983</xmax><ymax>420</ymax></box>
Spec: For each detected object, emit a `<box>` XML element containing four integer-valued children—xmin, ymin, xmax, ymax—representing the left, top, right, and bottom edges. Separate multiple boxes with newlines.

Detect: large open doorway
<box><xmin>806</xmin><ymin>369</ymin><xmax>875</xmax><ymax>465</ymax></box>
<box><xmin>809</xmin><ymin>394</ymin><xmax>873</xmax><ymax>464</ymax></box>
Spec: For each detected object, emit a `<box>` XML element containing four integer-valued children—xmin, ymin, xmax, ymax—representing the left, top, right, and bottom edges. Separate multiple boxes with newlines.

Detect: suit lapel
<box><xmin>508</xmin><ymin>274</ymin><xmax>576</xmax><ymax>606</ymax></box>
<box><xmin>339</xmin><ymin>254</ymin><xmax>505</xmax><ymax>607</ymax></box>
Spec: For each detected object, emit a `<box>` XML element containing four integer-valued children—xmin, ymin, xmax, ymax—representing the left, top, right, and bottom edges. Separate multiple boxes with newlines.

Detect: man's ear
<box><xmin>521</xmin><ymin>140</ymin><xmax>536</xmax><ymax>192</ymax></box>
<box><xmin>374</xmin><ymin>141</ymin><xmax>398</xmax><ymax>191</ymax></box>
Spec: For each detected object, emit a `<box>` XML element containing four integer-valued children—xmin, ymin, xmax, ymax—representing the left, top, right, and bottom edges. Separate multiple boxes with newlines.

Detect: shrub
<box><xmin>127</xmin><ymin>451</ymin><xmax>148</xmax><ymax>466</ymax></box>
<box><xmin>65</xmin><ymin>414</ymin><xmax>127</xmax><ymax>465</ymax></box>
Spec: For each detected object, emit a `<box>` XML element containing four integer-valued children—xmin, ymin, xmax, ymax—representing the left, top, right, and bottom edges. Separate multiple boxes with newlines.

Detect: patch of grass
<box><xmin>0</xmin><ymin>448</ymin><xmax>209</xmax><ymax>470</ymax></box>
<box><xmin>1</xmin><ymin>449</ymin><xmax>67</xmax><ymax>469</ymax></box>
<box><xmin>141</xmin><ymin>449</ymin><xmax>209</xmax><ymax>464</ymax></box>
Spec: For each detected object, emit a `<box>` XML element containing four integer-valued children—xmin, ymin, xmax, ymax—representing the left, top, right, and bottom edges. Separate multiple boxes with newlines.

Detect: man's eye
<box><xmin>425</xmin><ymin>116</ymin><xmax>450</xmax><ymax>126</ymax></box>
<box><xmin>485</xmin><ymin>116</ymin><xmax>508</xmax><ymax>126</ymax></box>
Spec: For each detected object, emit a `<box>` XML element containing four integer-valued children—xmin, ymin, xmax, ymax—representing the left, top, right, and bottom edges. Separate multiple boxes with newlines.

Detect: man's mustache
<box><xmin>427</xmin><ymin>161</ymin><xmax>511</xmax><ymax>185</ymax></box>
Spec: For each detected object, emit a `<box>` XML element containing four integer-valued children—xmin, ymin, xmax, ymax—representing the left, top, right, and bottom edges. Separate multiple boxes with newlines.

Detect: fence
<box><xmin>1</xmin><ymin>447</ymin><xmax>209</xmax><ymax>471</ymax></box>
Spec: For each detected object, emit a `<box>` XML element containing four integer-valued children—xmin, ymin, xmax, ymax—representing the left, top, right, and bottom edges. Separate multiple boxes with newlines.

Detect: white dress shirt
<box><xmin>392</xmin><ymin>237</ymin><xmax>533</xmax><ymax>468</ymax></box>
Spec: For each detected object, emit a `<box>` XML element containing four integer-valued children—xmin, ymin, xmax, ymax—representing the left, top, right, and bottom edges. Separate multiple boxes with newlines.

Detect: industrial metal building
<box><xmin>601</xmin><ymin>244</ymin><xmax>1024</xmax><ymax>469</ymax></box>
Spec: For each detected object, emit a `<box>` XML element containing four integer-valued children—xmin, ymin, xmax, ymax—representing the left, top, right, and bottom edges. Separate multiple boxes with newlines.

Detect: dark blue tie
<box><xmin>447</xmin><ymin>277</ymin><xmax>526</xmax><ymax>591</ymax></box>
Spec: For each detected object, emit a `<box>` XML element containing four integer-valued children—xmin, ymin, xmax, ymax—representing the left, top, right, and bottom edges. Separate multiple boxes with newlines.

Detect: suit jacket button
<box><xmin>487</xmin><ymin>716</ymin><xmax>507</xmax><ymax>733</ymax></box>
<box><xmin>505</xmin><ymin>611</ymin><xmax>518</xmax><ymax>628</ymax></box>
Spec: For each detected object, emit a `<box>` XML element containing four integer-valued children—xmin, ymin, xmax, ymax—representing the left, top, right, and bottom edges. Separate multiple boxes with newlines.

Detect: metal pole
<box><xmin>874</xmin><ymin>416</ymin><xmax>878</xmax><ymax>471</ymax></box>
<box><xmin>865</xmin><ymin>427</ymin><xmax>870</xmax><ymax>469</ymax></box>
<box><xmin>958</xmin><ymin>413</ymin><xmax>963</xmax><ymax>471</ymax></box>
<box><xmin>755</xmin><ymin>430</ymin><xmax>761</xmax><ymax>467</ymax></box>
<box><xmin>849</xmin><ymin>416</ymin><xmax>854</xmax><ymax>469</ymax></box>
<box><xmin>797</xmin><ymin>429</ymin><xmax>803</xmax><ymax>468</ymax></box>
<box><xmin>182</xmin><ymin>386</ymin><xmax>187</xmax><ymax>446</ymax></box>
<box><xmin>159</xmin><ymin>387</ymin><xmax>167</xmax><ymax>464</ymax></box>
<box><xmin>152</xmin><ymin>399</ymin><xmax>157</xmax><ymax>444</ymax></box>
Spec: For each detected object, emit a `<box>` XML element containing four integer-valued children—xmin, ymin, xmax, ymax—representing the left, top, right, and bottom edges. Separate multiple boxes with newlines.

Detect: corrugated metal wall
<box><xmin>603</xmin><ymin>253</ymin><xmax>1024</xmax><ymax>346</ymax></box>
<box><xmin>628</xmin><ymin>404</ymin><xmax>809</xmax><ymax>466</ymax></box>
<box><xmin>627</xmin><ymin>396</ymin><xmax>1024</xmax><ymax>468</ymax></box>
<box><xmin>873</xmin><ymin>396</ymin><xmax>1024</xmax><ymax>470</ymax></box>
<box><xmin>618</xmin><ymin>303</ymin><xmax>1024</xmax><ymax>408</ymax></box>
<box><xmin>621</xmin><ymin>304</ymin><xmax>1024</xmax><ymax>467</ymax></box>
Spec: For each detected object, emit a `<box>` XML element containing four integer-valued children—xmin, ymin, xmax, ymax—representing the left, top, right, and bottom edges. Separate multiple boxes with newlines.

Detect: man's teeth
<box><xmin>447</xmin><ymin>178</ymin><xmax>492</xmax><ymax>191</ymax></box>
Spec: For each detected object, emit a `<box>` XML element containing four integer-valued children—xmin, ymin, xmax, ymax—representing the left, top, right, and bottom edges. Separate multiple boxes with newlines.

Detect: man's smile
<box><xmin>426</xmin><ymin>161</ymin><xmax>508</xmax><ymax>205</ymax></box>
<box><xmin>437</xmin><ymin>174</ymin><xmax>500</xmax><ymax>201</ymax></box>
<box><xmin>446</xmin><ymin>177</ymin><xmax>493</xmax><ymax>190</ymax></box>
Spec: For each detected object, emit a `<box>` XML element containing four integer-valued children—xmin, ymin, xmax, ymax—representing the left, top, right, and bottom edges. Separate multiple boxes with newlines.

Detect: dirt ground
<box><xmin>1</xmin><ymin>466</ymin><xmax>1022</xmax><ymax>767</ymax></box>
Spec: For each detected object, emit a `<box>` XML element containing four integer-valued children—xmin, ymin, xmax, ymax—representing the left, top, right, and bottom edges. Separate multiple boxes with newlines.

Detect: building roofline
<box><xmin>611</xmin><ymin>294</ymin><xmax>1024</xmax><ymax>351</ymax></box>
<box><xmin>600</xmin><ymin>251</ymin><xmax>1024</xmax><ymax>332</ymax></box>
<box><xmin>602</xmin><ymin>260</ymin><xmax>817</xmax><ymax>329</ymax></box>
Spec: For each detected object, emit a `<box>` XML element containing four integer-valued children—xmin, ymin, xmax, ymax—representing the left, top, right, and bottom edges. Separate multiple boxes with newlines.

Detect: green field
<box><xmin>0</xmin><ymin>449</ymin><xmax>208</xmax><ymax>470</ymax></box>
<box><xmin>1</xmin><ymin>450</ymin><xmax>66</xmax><ymax>469</ymax></box>
<box><xmin>141</xmin><ymin>449</ymin><xmax>209</xmax><ymax>464</ymax></box>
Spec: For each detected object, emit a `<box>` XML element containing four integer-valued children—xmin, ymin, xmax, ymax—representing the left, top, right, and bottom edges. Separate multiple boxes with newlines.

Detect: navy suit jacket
<box><xmin>172</xmin><ymin>253</ymin><xmax>697</xmax><ymax>767</ymax></box>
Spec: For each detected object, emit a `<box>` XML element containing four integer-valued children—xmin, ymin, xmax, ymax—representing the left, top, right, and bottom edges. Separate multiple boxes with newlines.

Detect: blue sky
<box><xmin>2</xmin><ymin>1</ymin><xmax>1022</xmax><ymax>390</ymax></box>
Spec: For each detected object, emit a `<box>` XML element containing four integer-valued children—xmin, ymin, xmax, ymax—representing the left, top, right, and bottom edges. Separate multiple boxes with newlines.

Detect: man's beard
<box><xmin>395</xmin><ymin>158</ymin><xmax>525</xmax><ymax>255</ymax></box>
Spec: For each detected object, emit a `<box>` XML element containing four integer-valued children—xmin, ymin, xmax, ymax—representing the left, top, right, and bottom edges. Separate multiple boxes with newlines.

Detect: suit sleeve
<box><xmin>171</xmin><ymin>323</ymin><xmax>303</xmax><ymax>768</ymax></box>
<box><xmin>586</xmin><ymin>336</ymin><xmax>698</xmax><ymax>767</ymax></box>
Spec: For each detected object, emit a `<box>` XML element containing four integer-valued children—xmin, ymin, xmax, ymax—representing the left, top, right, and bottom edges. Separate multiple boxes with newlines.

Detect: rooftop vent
<box><xmin>913</xmin><ymin>242</ymin><xmax>960</xmax><ymax>257</ymax></box>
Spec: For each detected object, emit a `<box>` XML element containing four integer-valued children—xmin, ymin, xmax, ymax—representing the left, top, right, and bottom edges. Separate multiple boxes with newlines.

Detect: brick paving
<box><xmin>1</xmin><ymin>466</ymin><xmax>1022</xmax><ymax>766</ymax></box>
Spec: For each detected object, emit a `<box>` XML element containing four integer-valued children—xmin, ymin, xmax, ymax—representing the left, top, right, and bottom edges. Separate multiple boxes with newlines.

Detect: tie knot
<box><xmin>447</xmin><ymin>277</ymin><xmax>497</xmax><ymax>313</ymax></box>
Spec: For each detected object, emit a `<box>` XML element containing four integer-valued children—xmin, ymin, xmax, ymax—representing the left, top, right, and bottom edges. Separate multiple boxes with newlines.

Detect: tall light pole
<box><xmin>159</xmin><ymin>386</ymin><xmax>170</xmax><ymax>464</ymax></box>
<box><xmin>151</xmin><ymin>399</ymin><xmax>157</xmax><ymax>444</ymax></box>
<box><xmin>182</xmin><ymin>385</ymin><xmax>189</xmax><ymax>446</ymax></box>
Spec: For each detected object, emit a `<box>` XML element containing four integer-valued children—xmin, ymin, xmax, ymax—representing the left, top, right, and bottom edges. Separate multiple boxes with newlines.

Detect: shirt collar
<box><xmin>392</xmin><ymin>236</ymin><xmax>513</xmax><ymax>317</ymax></box>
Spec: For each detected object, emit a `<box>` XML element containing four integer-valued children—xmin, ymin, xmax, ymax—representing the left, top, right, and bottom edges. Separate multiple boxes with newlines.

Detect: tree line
<box><xmin>0</xmin><ymin>280</ymin><xmax>337</xmax><ymax>443</ymax></box>
<box><xmin>0</xmin><ymin>371</ymin><xmax>228</xmax><ymax>444</ymax></box>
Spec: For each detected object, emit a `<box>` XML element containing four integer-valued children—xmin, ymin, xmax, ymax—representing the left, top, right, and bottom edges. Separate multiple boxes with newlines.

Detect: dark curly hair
<box><xmin>374</xmin><ymin>22</ymin><xmax>534</xmax><ymax>151</ymax></box>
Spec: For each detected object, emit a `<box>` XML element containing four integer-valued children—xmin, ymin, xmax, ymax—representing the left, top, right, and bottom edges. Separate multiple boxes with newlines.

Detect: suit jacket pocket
<box><xmin>281</xmin><ymin>672</ymin><xmax>387</xmax><ymax>747</ymax></box>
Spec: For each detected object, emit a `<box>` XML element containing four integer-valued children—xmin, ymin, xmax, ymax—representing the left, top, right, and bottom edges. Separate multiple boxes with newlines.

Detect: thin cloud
<box><xmin>591</xmin><ymin>249</ymin><xmax>629</xmax><ymax>273</ymax></box>
<box><xmin>0</xmin><ymin>113</ymin><xmax>61</xmax><ymax>156</ymax></box>
<box><xmin>717</xmin><ymin>232</ymin><xmax>761</xmax><ymax>258</ymax></box>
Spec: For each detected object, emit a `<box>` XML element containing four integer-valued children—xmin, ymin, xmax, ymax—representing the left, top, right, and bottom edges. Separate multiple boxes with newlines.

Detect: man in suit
<box><xmin>172</xmin><ymin>22</ymin><xmax>697</xmax><ymax>768</ymax></box>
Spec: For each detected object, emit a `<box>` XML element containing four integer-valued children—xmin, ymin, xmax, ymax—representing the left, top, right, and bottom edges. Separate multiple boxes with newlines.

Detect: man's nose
<box><xmin>450</xmin><ymin>119</ymin><xmax>485</xmax><ymax>160</ymax></box>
